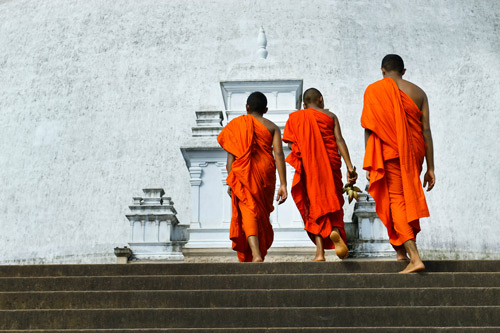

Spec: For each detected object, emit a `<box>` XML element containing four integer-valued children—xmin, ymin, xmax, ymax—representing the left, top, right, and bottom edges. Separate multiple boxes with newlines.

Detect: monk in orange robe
<box><xmin>217</xmin><ymin>92</ymin><xmax>287</xmax><ymax>262</ymax></box>
<box><xmin>283</xmin><ymin>88</ymin><xmax>357</xmax><ymax>261</ymax></box>
<box><xmin>362</xmin><ymin>54</ymin><xmax>436</xmax><ymax>273</ymax></box>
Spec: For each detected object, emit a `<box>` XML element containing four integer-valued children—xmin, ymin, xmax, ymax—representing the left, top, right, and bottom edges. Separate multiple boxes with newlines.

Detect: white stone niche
<box><xmin>181</xmin><ymin>79</ymin><xmax>316</xmax><ymax>258</ymax></box>
<box><xmin>220</xmin><ymin>80</ymin><xmax>303</xmax><ymax>128</ymax></box>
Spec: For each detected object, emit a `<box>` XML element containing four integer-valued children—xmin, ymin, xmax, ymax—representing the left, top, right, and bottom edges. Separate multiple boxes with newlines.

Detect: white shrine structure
<box><xmin>181</xmin><ymin>80</ymin><xmax>319</xmax><ymax>260</ymax></box>
<box><xmin>122</xmin><ymin>79</ymin><xmax>394</xmax><ymax>261</ymax></box>
<box><xmin>121</xmin><ymin>28</ymin><xmax>394</xmax><ymax>262</ymax></box>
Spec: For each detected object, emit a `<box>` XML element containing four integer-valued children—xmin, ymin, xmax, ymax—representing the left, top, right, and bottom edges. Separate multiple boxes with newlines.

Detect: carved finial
<box><xmin>257</xmin><ymin>26</ymin><xmax>268</xmax><ymax>59</ymax></box>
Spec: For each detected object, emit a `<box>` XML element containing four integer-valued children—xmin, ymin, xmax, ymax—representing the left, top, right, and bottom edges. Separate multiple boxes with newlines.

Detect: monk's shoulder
<box><xmin>403</xmin><ymin>80</ymin><xmax>426</xmax><ymax>96</ymax></box>
<box><xmin>218</xmin><ymin>116</ymin><xmax>242</xmax><ymax>142</ymax></box>
<box><xmin>323</xmin><ymin>109</ymin><xmax>336</xmax><ymax>120</ymax></box>
<box><xmin>286</xmin><ymin>109</ymin><xmax>303</xmax><ymax>123</ymax></box>
<box><xmin>260</xmin><ymin>117</ymin><xmax>279</xmax><ymax>134</ymax></box>
<box><xmin>223</xmin><ymin>116</ymin><xmax>238</xmax><ymax>130</ymax></box>
<box><xmin>364</xmin><ymin>80</ymin><xmax>383</xmax><ymax>96</ymax></box>
<box><xmin>228</xmin><ymin>114</ymin><xmax>246</xmax><ymax>124</ymax></box>
<box><xmin>400</xmin><ymin>80</ymin><xmax>427</xmax><ymax>108</ymax></box>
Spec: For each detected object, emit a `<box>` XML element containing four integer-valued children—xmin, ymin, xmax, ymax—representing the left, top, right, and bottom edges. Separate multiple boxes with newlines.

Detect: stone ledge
<box><xmin>182</xmin><ymin>247</ymin><xmax>342</xmax><ymax>263</ymax></box>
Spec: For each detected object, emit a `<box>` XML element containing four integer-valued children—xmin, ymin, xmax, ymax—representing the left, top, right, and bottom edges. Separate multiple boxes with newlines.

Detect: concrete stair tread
<box><xmin>1</xmin><ymin>260</ymin><xmax>499</xmax><ymax>277</ymax></box>
<box><xmin>4</xmin><ymin>305</ymin><xmax>500</xmax><ymax>309</ymax></box>
<box><xmin>4</xmin><ymin>286</ymin><xmax>499</xmax><ymax>292</ymax></box>
<box><xmin>2</xmin><ymin>272</ymin><xmax>499</xmax><ymax>291</ymax></box>
<box><xmin>3</xmin><ymin>287</ymin><xmax>500</xmax><ymax>309</ymax></box>
<box><xmin>1</xmin><ymin>261</ymin><xmax>498</xmax><ymax>329</ymax></box>
<box><xmin>2</xmin><ymin>329</ymin><xmax>500</xmax><ymax>332</ymax></box>
<box><xmin>2</xmin><ymin>307</ymin><xmax>500</xmax><ymax>329</ymax></box>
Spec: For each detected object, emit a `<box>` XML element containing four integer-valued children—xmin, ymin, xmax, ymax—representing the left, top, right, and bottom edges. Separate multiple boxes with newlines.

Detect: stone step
<box><xmin>1</xmin><ymin>261</ymin><xmax>497</xmax><ymax>330</ymax></box>
<box><xmin>2</xmin><ymin>328</ymin><xmax>500</xmax><ymax>332</ymax></box>
<box><xmin>1</xmin><ymin>272</ymin><xmax>498</xmax><ymax>292</ymax></box>
<box><xmin>2</xmin><ymin>287</ymin><xmax>499</xmax><ymax>310</ymax></box>
<box><xmin>1</xmin><ymin>260</ymin><xmax>499</xmax><ymax>277</ymax></box>
<box><xmin>1</xmin><ymin>307</ymin><xmax>499</xmax><ymax>329</ymax></box>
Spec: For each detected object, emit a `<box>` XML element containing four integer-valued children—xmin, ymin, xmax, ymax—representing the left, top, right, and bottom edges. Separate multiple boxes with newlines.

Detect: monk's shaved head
<box><xmin>303</xmin><ymin>88</ymin><xmax>323</xmax><ymax>106</ymax></box>
<box><xmin>381</xmin><ymin>54</ymin><xmax>405</xmax><ymax>74</ymax></box>
<box><xmin>247</xmin><ymin>91</ymin><xmax>267</xmax><ymax>114</ymax></box>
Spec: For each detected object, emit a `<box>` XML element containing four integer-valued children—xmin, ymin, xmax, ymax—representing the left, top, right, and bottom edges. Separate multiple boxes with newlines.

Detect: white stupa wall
<box><xmin>0</xmin><ymin>0</ymin><xmax>499</xmax><ymax>263</ymax></box>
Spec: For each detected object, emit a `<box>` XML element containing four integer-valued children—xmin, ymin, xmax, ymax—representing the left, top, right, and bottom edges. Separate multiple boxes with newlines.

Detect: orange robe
<box><xmin>217</xmin><ymin>115</ymin><xmax>276</xmax><ymax>262</ymax></box>
<box><xmin>361</xmin><ymin>78</ymin><xmax>429</xmax><ymax>246</ymax></box>
<box><xmin>283</xmin><ymin>108</ymin><xmax>346</xmax><ymax>248</ymax></box>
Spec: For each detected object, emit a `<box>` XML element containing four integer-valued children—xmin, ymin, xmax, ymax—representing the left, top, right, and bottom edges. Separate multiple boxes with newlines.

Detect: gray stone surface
<box><xmin>0</xmin><ymin>0</ymin><xmax>499</xmax><ymax>264</ymax></box>
<box><xmin>182</xmin><ymin>247</ymin><xmax>341</xmax><ymax>263</ymax></box>
<box><xmin>0</xmin><ymin>261</ymin><xmax>499</xmax><ymax>330</ymax></box>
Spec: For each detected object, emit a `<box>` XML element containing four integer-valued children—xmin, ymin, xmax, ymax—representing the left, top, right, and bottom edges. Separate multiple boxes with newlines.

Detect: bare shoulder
<box><xmin>399</xmin><ymin>79</ymin><xmax>427</xmax><ymax>109</ymax></box>
<box><xmin>259</xmin><ymin>117</ymin><xmax>280</xmax><ymax>135</ymax></box>
<box><xmin>323</xmin><ymin>109</ymin><xmax>337</xmax><ymax>121</ymax></box>
<box><xmin>327</xmin><ymin>110</ymin><xmax>340</xmax><ymax>125</ymax></box>
<box><xmin>408</xmin><ymin>80</ymin><xmax>426</xmax><ymax>96</ymax></box>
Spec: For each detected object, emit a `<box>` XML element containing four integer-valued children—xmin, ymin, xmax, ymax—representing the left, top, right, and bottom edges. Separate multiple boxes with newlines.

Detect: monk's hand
<box><xmin>423</xmin><ymin>169</ymin><xmax>435</xmax><ymax>191</ymax></box>
<box><xmin>347</xmin><ymin>171</ymin><xmax>358</xmax><ymax>184</ymax></box>
<box><xmin>227</xmin><ymin>186</ymin><xmax>232</xmax><ymax>197</ymax></box>
<box><xmin>276</xmin><ymin>184</ymin><xmax>288</xmax><ymax>205</ymax></box>
<box><xmin>366</xmin><ymin>171</ymin><xmax>371</xmax><ymax>182</ymax></box>
<box><xmin>347</xmin><ymin>166</ymin><xmax>358</xmax><ymax>185</ymax></box>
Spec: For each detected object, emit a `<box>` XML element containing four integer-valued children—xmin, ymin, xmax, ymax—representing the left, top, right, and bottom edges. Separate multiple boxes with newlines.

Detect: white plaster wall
<box><xmin>0</xmin><ymin>0</ymin><xmax>499</xmax><ymax>263</ymax></box>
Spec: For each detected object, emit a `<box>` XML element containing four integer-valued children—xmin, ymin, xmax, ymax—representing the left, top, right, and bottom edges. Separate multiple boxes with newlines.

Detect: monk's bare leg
<box><xmin>313</xmin><ymin>235</ymin><xmax>325</xmax><ymax>261</ymax></box>
<box><xmin>399</xmin><ymin>240</ymin><xmax>425</xmax><ymax>273</ymax></box>
<box><xmin>395</xmin><ymin>245</ymin><xmax>410</xmax><ymax>261</ymax></box>
<box><xmin>247</xmin><ymin>235</ymin><xmax>263</xmax><ymax>262</ymax></box>
<box><xmin>330</xmin><ymin>228</ymin><xmax>348</xmax><ymax>259</ymax></box>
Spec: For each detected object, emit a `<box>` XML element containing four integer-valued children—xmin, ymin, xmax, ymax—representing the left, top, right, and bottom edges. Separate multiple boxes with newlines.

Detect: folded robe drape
<box><xmin>283</xmin><ymin>108</ymin><xmax>346</xmax><ymax>248</ymax></box>
<box><xmin>361</xmin><ymin>78</ymin><xmax>429</xmax><ymax>246</ymax></box>
<box><xmin>217</xmin><ymin>115</ymin><xmax>276</xmax><ymax>262</ymax></box>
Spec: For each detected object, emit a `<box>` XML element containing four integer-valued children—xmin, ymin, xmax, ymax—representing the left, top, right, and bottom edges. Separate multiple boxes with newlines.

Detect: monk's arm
<box><xmin>364</xmin><ymin>129</ymin><xmax>372</xmax><ymax>147</ymax></box>
<box><xmin>225</xmin><ymin>152</ymin><xmax>235</xmax><ymax>196</ymax></box>
<box><xmin>226</xmin><ymin>152</ymin><xmax>235</xmax><ymax>173</ymax></box>
<box><xmin>364</xmin><ymin>129</ymin><xmax>372</xmax><ymax>181</ymax></box>
<box><xmin>273</xmin><ymin>126</ymin><xmax>288</xmax><ymax>204</ymax></box>
<box><xmin>333</xmin><ymin>115</ymin><xmax>357</xmax><ymax>183</ymax></box>
<box><xmin>421</xmin><ymin>94</ymin><xmax>435</xmax><ymax>191</ymax></box>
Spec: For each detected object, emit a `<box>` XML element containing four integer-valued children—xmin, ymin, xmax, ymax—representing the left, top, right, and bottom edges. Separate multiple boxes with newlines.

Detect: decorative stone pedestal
<box><xmin>125</xmin><ymin>188</ymin><xmax>188</xmax><ymax>261</ymax></box>
<box><xmin>114</xmin><ymin>246</ymin><xmax>132</xmax><ymax>264</ymax></box>
<box><xmin>351</xmin><ymin>186</ymin><xmax>394</xmax><ymax>257</ymax></box>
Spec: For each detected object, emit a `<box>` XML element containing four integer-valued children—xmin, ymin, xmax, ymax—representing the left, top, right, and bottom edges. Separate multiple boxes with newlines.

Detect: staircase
<box><xmin>0</xmin><ymin>260</ymin><xmax>499</xmax><ymax>331</ymax></box>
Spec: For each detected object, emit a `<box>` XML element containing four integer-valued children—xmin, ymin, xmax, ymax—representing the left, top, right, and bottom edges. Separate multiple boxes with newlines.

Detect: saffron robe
<box><xmin>217</xmin><ymin>115</ymin><xmax>276</xmax><ymax>262</ymax></box>
<box><xmin>283</xmin><ymin>108</ymin><xmax>346</xmax><ymax>248</ymax></box>
<box><xmin>361</xmin><ymin>78</ymin><xmax>429</xmax><ymax>246</ymax></box>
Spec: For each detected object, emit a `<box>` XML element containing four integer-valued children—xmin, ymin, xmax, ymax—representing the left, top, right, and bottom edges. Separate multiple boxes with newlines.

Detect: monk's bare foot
<box><xmin>399</xmin><ymin>260</ymin><xmax>425</xmax><ymax>273</ymax></box>
<box><xmin>330</xmin><ymin>230</ymin><xmax>348</xmax><ymax>259</ymax></box>
<box><xmin>313</xmin><ymin>235</ymin><xmax>325</xmax><ymax>261</ymax></box>
<box><xmin>252</xmin><ymin>257</ymin><xmax>263</xmax><ymax>262</ymax></box>
<box><xmin>399</xmin><ymin>240</ymin><xmax>424</xmax><ymax>273</ymax></box>
<box><xmin>395</xmin><ymin>246</ymin><xmax>410</xmax><ymax>261</ymax></box>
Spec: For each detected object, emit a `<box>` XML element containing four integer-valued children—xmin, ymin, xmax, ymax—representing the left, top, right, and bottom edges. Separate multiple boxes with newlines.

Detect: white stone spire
<box><xmin>257</xmin><ymin>26</ymin><xmax>268</xmax><ymax>59</ymax></box>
